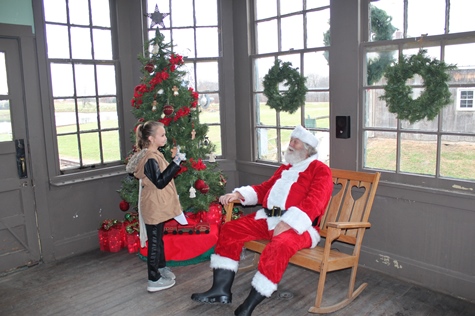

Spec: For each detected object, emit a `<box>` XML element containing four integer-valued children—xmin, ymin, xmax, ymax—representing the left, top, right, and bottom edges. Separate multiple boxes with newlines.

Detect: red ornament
<box><xmin>200</xmin><ymin>184</ymin><xmax>209</xmax><ymax>194</ymax></box>
<box><xmin>119</xmin><ymin>200</ymin><xmax>130</xmax><ymax>212</ymax></box>
<box><xmin>194</xmin><ymin>179</ymin><xmax>205</xmax><ymax>190</ymax></box>
<box><xmin>144</xmin><ymin>62</ymin><xmax>154</xmax><ymax>73</ymax></box>
<box><xmin>163</xmin><ymin>104</ymin><xmax>174</xmax><ymax>116</ymax></box>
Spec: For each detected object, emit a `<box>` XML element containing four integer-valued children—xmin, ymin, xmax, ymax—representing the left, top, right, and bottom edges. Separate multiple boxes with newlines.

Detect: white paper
<box><xmin>174</xmin><ymin>212</ymin><xmax>188</xmax><ymax>225</ymax></box>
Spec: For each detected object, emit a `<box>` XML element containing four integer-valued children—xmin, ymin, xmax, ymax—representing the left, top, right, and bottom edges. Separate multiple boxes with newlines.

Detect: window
<box><xmin>457</xmin><ymin>89</ymin><xmax>475</xmax><ymax>111</ymax></box>
<box><xmin>146</xmin><ymin>0</ymin><xmax>223</xmax><ymax>155</ymax></box>
<box><xmin>252</xmin><ymin>0</ymin><xmax>330</xmax><ymax>165</ymax></box>
<box><xmin>42</xmin><ymin>0</ymin><xmax>120</xmax><ymax>172</ymax></box>
<box><xmin>363</xmin><ymin>0</ymin><xmax>475</xmax><ymax>186</ymax></box>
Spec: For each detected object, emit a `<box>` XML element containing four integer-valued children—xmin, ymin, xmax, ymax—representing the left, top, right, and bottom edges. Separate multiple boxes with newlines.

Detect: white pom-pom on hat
<box><xmin>290</xmin><ymin>125</ymin><xmax>319</xmax><ymax>148</ymax></box>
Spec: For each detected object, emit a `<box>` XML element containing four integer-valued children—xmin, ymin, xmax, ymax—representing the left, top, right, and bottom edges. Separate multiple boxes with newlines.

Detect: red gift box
<box><xmin>126</xmin><ymin>232</ymin><xmax>140</xmax><ymax>253</ymax></box>
<box><xmin>99</xmin><ymin>226</ymin><xmax>124</xmax><ymax>252</ymax></box>
<box><xmin>98</xmin><ymin>220</ymin><xmax>125</xmax><ymax>252</ymax></box>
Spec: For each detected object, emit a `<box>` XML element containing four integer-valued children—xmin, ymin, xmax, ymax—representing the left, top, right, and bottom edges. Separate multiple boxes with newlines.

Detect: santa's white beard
<box><xmin>284</xmin><ymin>146</ymin><xmax>307</xmax><ymax>165</ymax></box>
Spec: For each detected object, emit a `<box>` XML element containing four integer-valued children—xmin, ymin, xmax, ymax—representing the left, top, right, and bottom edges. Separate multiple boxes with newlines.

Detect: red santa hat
<box><xmin>291</xmin><ymin>125</ymin><xmax>319</xmax><ymax>148</ymax></box>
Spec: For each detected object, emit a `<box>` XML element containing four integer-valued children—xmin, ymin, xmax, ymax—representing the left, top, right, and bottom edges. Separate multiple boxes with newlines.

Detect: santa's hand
<box><xmin>273</xmin><ymin>221</ymin><xmax>291</xmax><ymax>237</ymax></box>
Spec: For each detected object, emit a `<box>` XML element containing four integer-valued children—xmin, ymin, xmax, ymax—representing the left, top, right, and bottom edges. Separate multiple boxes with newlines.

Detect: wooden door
<box><xmin>0</xmin><ymin>38</ymin><xmax>41</xmax><ymax>272</ymax></box>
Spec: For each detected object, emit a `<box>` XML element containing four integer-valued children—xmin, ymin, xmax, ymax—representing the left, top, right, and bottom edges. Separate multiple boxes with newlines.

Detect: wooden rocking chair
<box><xmin>223</xmin><ymin>168</ymin><xmax>381</xmax><ymax>314</ymax></box>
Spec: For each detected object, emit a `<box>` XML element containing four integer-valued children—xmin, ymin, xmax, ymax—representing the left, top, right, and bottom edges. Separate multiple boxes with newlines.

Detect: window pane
<box><xmin>280</xmin><ymin>107</ymin><xmax>301</xmax><ymax>127</ymax></box>
<box><xmin>316</xmin><ymin>131</ymin><xmax>329</xmax><ymax>165</ymax></box>
<box><xmin>50</xmin><ymin>63</ymin><xmax>74</xmax><ymax>97</ymax></box>
<box><xmin>172</xmin><ymin>28</ymin><xmax>195</xmax><ymax>58</ymax></box>
<box><xmin>80</xmin><ymin>132</ymin><xmax>100</xmax><ymax>164</ymax></box>
<box><xmin>195</xmin><ymin>0</ymin><xmax>217</xmax><ymax>26</ymax></box>
<box><xmin>101</xmin><ymin>130</ymin><xmax>120</xmax><ymax>163</ymax></box>
<box><xmin>200</xmin><ymin>93</ymin><xmax>220</xmax><ymax>124</ymax></box>
<box><xmin>91</xmin><ymin>0</ymin><xmax>111</xmax><ymax>27</ymax></box>
<box><xmin>75</xmin><ymin>64</ymin><xmax>96</xmax><ymax>96</ymax></box>
<box><xmin>182</xmin><ymin>62</ymin><xmax>196</xmax><ymax>90</ymax></box>
<box><xmin>449</xmin><ymin>0</ymin><xmax>475</xmax><ymax>34</ymax></box>
<box><xmin>442</xmin><ymin>90</ymin><xmax>475</xmax><ymax>133</ymax></box>
<box><xmin>196</xmin><ymin>61</ymin><xmax>218</xmax><ymax>91</ymax></box>
<box><xmin>281</xmin><ymin>15</ymin><xmax>303</xmax><ymax>51</ymax></box>
<box><xmin>96</xmin><ymin>65</ymin><xmax>116</xmax><ymax>95</ymax></box>
<box><xmin>280</xmin><ymin>0</ymin><xmax>302</xmax><ymax>15</ymax></box>
<box><xmin>93</xmin><ymin>29</ymin><xmax>113</xmax><ymax>60</ymax></box>
<box><xmin>446</xmin><ymin>43</ymin><xmax>475</xmax><ymax>84</ymax></box>
<box><xmin>254</xmin><ymin>57</ymin><xmax>274</xmax><ymax>92</ymax></box>
<box><xmin>43</xmin><ymin>0</ymin><xmax>67</xmax><ymax>23</ymax></box>
<box><xmin>196</xmin><ymin>27</ymin><xmax>219</xmax><ymax>58</ymax></box>
<box><xmin>171</xmin><ymin>0</ymin><xmax>193</xmax><ymax>27</ymax></box>
<box><xmin>58</xmin><ymin>134</ymin><xmax>79</xmax><ymax>170</ymax></box>
<box><xmin>364</xmin><ymin>88</ymin><xmax>397</xmax><ymax>129</ymax></box>
<box><xmin>304</xmin><ymin>52</ymin><xmax>329</xmax><ymax>89</ymax></box>
<box><xmin>54</xmin><ymin>99</ymin><xmax>77</xmax><ymax>133</ymax></box>
<box><xmin>0</xmin><ymin>100</ymin><xmax>12</xmax><ymax>142</ymax></box>
<box><xmin>407</xmin><ymin>0</ymin><xmax>445</xmax><ymax>38</ymax></box>
<box><xmin>255</xmin><ymin>0</ymin><xmax>277</xmax><ymax>20</ymax></box>
<box><xmin>45</xmin><ymin>25</ymin><xmax>70</xmax><ymax>59</ymax></box>
<box><xmin>0</xmin><ymin>53</ymin><xmax>8</xmax><ymax>95</ymax></box>
<box><xmin>307</xmin><ymin>0</ymin><xmax>329</xmax><ymax>10</ymax></box>
<box><xmin>400</xmin><ymin>114</ymin><xmax>438</xmax><ymax>132</ymax></box>
<box><xmin>364</xmin><ymin>131</ymin><xmax>397</xmax><ymax>171</ymax></box>
<box><xmin>78</xmin><ymin>98</ymin><xmax>98</xmax><ymax>131</ymax></box>
<box><xmin>99</xmin><ymin>97</ymin><xmax>118</xmax><ymax>129</ymax></box>
<box><xmin>307</xmin><ymin>10</ymin><xmax>330</xmax><ymax>48</ymax></box>
<box><xmin>257</xmin><ymin>127</ymin><xmax>278</xmax><ymax>160</ymax></box>
<box><xmin>365</xmin><ymin>48</ymin><xmax>397</xmax><ymax>86</ymax></box>
<box><xmin>256</xmin><ymin>94</ymin><xmax>275</xmax><ymax>126</ymax></box>
<box><xmin>257</xmin><ymin>20</ymin><xmax>278</xmax><ymax>54</ymax></box>
<box><xmin>440</xmin><ymin>135</ymin><xmax>475</xmax><ymax>180</ymax></box>
<box><xmin>370</xmin><ymin>1</ymin><xmax>403</xmax><ymax>41</ymax></box>
<box><xmin>305</xmin><ymin>92</ymin><xmax>330</xmax><ymax>129</ymax></box>
<box><xmin>69</xmin><ymin>0</ymin><xmax>89</xmax><ymax>26</ymax></box>
<box><xmin>400</xmin><ymin>133</ymin><xmax>437</xmax><ymax>176</ymax></box>
<box><xmin>206</xmin><ymin>125</ymin><xmax>221</xmax><ymax>156</ymax></box>
<box><xmin>71</xmin><ymin>27</ymin><xmax>92</xmax><ymax>59</ymax></box>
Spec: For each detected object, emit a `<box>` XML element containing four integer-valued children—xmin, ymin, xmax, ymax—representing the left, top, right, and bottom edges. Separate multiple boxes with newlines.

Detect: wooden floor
<box><xmin>1</xmin><ymin>249</ymin><xmax>474</xmax><ymax>316</ymax></box>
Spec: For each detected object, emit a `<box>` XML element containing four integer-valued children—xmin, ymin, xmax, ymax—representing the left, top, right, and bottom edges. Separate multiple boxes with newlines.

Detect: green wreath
<box><xmin>263</xmin><ymin>59</ymin><xmax>308</xmax><ymax>114</ymax></box>
<box><xmin>380</xmin><ymin>50</ymin><xmax>456</xmax><ymax>123</ymax></box>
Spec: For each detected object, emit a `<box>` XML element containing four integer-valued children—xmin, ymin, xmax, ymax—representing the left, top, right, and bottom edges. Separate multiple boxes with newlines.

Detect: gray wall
<box><xmin>0</xmin><ymin>0</ymin><xmax>473</xmax><ymax>303</ymax></box>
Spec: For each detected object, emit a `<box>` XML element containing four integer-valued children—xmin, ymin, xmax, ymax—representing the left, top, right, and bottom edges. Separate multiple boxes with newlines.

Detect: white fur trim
<box><xmin>281</xmin><ymin>207</ymin><xmax>312</xmax><ymax>234</ymax></box>
<box><xmin>210</xmin><ymin>254</ymin><xmax>239</xmax><ymax>272</ymax></box>
<box><xmin>251</xmin><ymin>271</ymin><xmax>277</xmax><ymax>297</ymax></box>
<box><xmin>308</xmin><ymin>227</ymin><xmax>321</xmax><ymax>248</ymax></box>
<box><xmin>233</xmin><ymin>186</ymin><xmax>258</xmax><ymax>206</ymax></box>
<box><xmin>291</xmin><ymin>125</ymin><xmax>319</xmax><ymax>148</ymax></box>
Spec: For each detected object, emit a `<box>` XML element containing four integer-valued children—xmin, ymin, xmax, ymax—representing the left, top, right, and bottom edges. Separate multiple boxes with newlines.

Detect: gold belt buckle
<box><xmin>272</xmin><ymin>206</ymin><xmax>281</xmax><ymax>216</ymax></box>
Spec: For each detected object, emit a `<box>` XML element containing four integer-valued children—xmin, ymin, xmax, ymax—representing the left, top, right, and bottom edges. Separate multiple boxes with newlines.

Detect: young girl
<box><xmin>126</xmin><ymin>121</ymin><xmax>185</xmax><ymax>292</ymax></box>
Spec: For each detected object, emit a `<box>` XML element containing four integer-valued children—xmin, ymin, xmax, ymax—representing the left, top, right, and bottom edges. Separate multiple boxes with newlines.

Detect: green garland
<box><xmin>380</xmin><ymin>50</ymin><xmax>456</xmax><ymax>123</ymax></box>
<box><xmin>263</xmin><ymin>59</ymin><xmax>307</xmax><ymax>114</ymax></box>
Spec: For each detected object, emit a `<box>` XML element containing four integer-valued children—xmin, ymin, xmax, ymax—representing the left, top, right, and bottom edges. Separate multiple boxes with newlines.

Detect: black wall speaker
<box><xmin>336</xmin><ymin>116</ymin><xmax>350</xmax><ymax>139</ymax></box>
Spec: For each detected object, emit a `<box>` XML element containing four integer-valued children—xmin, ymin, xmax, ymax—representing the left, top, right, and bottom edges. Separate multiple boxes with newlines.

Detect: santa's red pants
<box><xmin>214</xmin><ymin>212</ymin><xmax>312</xmax><ymax>284</ymax></box>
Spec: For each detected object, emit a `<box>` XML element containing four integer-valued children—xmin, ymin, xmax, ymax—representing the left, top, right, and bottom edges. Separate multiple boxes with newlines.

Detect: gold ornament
<box><xmin>152</xmin><ymin>100</ymin><xmax>157</xmax><ymax>112</ymax></box>
<box><xmin>172</xmin><ymin>86</ymin><xmax>179</xmax><ymax>96</ymax></box>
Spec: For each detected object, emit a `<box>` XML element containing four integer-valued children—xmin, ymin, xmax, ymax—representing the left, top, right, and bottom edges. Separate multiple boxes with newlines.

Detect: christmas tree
<box><xmin>118</xmin><ymin>29</ymin><xmax>226</xmax><ymax>215</ymax></box>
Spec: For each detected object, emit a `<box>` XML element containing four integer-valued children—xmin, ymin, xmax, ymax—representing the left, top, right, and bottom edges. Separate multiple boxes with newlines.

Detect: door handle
<box><xmin>15</xmin><ymin>139</ymin><xmax>28</xmax><ymax>179</ymax></box>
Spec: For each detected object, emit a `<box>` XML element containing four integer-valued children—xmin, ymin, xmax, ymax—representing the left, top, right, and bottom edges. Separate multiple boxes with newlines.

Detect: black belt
<box><xmin>264</xmin><ymin>207</ymin><xmax>287</xmax><ymax>217</ymax></box>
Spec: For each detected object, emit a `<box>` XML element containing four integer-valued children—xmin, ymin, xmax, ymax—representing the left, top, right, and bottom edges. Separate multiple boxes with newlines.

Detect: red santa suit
<box><xmin>212</xmin><ymin>155</ymin><xmax>333</xmax><ymax>298</ymax></box>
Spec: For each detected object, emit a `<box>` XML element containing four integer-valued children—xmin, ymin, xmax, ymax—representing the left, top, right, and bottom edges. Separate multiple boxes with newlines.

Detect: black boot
<box><xmin>191</xmin><ymin>268</ymin><xmax>235</xmax><ymax>304</ymax></box>
<box><xmin>234</xmin><ymin>286</ymin><xmax>266</xmax><ymax>316</ymax></box>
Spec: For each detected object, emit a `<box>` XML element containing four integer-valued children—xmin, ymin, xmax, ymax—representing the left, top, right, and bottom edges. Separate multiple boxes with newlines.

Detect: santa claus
<box><xmin>191</xmin><ymin>125</ymin><xmax>333</xmax><ymax>316</ymax></box>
